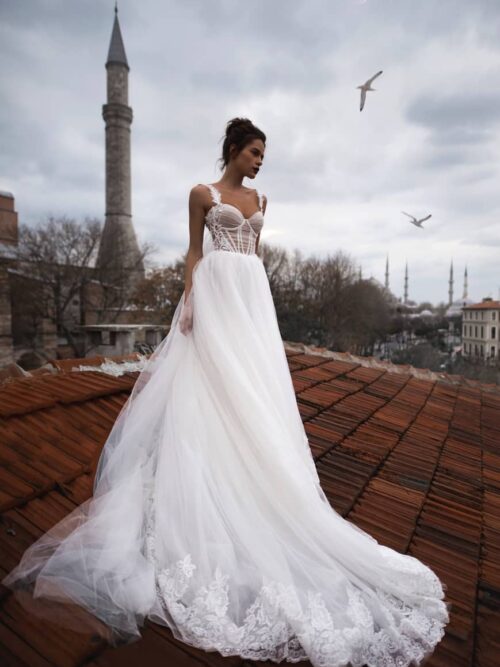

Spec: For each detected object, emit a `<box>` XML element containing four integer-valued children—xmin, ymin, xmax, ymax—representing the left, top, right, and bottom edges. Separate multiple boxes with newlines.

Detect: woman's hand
<box><xmin>179</xmin><ymin>290</ymin><xmax>193</xmax><ymax>335</ymax></box>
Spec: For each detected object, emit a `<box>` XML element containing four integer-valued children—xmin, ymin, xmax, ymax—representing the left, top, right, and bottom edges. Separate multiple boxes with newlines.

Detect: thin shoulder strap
<box><xmin>205</xmin><ymin>183</ymin><xmax>221</xmax><ymax>205</ymax></box>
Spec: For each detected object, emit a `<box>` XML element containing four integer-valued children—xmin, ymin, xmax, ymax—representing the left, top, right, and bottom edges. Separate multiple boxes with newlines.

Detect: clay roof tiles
<box><xmin>0</xmin><ymin>344</ymin><xmax>499</xmax><ymax>666</ymax></box>
<box><xmin>462</xmin><ymin>300</ymin><xmax>500</xmax><ymax>310</ymax></box>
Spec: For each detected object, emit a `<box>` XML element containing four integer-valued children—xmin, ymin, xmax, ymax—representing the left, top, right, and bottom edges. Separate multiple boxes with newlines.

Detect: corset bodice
<box><xmin>203</xmin><ymin>183</ymin><xmax>264</xmax><ymax>255</ymax></box>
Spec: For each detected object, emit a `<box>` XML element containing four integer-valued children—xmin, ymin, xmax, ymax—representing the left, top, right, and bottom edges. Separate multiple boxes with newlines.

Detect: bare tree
<box><xmin>89</xmin><ymin>236</ymin><xmax>158</xmax><ymax>324</ymax></box>
<box><xmin>130</xmin><ymin>257</ymin><xmax>185</xmax><ymax>324</ymax></box>
<box><xmin>3</xmin><ymin>215</ymin><xmax>156</xmax><ymax>354</ymax></box>
<box><xmin>337</xmin><ymin>279</ymin><xmax>392</xmax><ymax>354</ymax></box>
<box><xmin>259</xmin><ymin>244</ymin><xmax>391</xmax><ymax>351</ymax></box>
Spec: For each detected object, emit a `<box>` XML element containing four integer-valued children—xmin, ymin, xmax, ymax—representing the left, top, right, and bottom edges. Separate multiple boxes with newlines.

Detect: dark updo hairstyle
<box><xmin>217</xmin><ymin>117</ymin><xmax>266</xmax><ymax>171</ymax></box>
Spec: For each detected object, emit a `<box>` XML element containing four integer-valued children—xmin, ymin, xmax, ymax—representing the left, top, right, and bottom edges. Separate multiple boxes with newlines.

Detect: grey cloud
<box><xmin>406</xmin><ymin>92</ymin><xmax>500</xmax><ymax>135</ymax></box>
<box><xmin>420</xmin><ymin>144</ymin><xmax>494</xmax><ymax>170</ymax></box>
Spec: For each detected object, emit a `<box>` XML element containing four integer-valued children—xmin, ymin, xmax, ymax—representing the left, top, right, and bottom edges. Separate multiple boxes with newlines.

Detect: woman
<box><xmin>2</xmin><ymin>118</ymin><xmax>450</xmax><ymax>666</ymax></box>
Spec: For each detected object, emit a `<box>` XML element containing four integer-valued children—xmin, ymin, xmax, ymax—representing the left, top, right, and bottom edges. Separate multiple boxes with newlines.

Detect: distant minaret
<box><xmin>384</xmin><ymin>255</ymin><xmax>389</xmax><ymax>290</ymax></box>
<box><xmin>463</xmin><ymin>266</ymin><xmax>468</xmax><ymax>300</ymax></box>
<box><xmin>97</xmin><ymin>4</ymin><xmax>144</xmax><ymax>290</ymax></box>
<box><xmin>404</xmin><ymin>261</ymin><xmax>408</xmax><ymax>304</ymax></box>
<box><xmin>358</xmin><ymin>265</ymin><xmax>362</xmax><ymax>281</ymax></box>
<box><xmin>448</xmin><ymin>260</ymin><xmax>454</xmax><ymax>306</ymax></box>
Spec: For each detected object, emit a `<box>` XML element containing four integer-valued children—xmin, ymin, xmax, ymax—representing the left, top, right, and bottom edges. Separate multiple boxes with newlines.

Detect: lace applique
<box><xmin>77</xmin><ymin>355</ymin><xmax>149</xmax><ymax>376</ymax></box>
<box><xmin>204</xmin><ymin>184</ymin><xmax>263</xmax><ymax>255</ymax></box>
<box><xmin>143</xmin><ymin>496</ymin><xmax>449</xmax><ymax>666</ymax></box>
<box><xmin>205</xmin><ymin>206</ymin><xmax>239</xmax><ymax>253</ymax></box>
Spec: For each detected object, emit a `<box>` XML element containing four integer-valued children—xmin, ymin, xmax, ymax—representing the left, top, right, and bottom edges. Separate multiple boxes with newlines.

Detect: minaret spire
<box><xmin>463</xmin><ymin>266</ymin><xmax>468</xmax><ymax>300</ymax></box>
<box><xmin>106</xmin><ymin>3</ymin><xmax>129</xmax><ymax>69</ymax></box>
<box><xmin>448</xmin><ymin>259</ymin><xmax>454</xmax><ymax>306</ymax></box>
<box><xmin>404</xmin><ymin>261</ymin><xmax>408</xmax><ymax>304</ymax></box>
<box><xmin>384</xmin><ymin>255</ymin><xmax>389</xmax><ymax>290</ymax></box>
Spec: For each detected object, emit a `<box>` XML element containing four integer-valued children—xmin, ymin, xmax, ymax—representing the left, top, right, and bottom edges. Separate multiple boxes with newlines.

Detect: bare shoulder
<box><xmin>190</xmin><ymin>183</ymin><xmax>209</xmax><ymax>201</ymax></box>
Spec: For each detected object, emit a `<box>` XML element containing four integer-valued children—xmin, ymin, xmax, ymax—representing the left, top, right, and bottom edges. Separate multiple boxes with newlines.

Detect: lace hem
<box><xmin>143</xmin><ymin>497</ymin><xmax>449</xmax><ymax>667</ymax></box>
<box><xmin>77</xmin><ymin>355</ymin><xmax>149</xmax><ymax>376</ymax></box>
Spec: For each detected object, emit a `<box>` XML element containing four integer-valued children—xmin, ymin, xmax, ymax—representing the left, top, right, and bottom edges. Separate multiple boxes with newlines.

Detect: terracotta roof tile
<box><xmin>462</xmin><ymin>300</ymin><xmax>500</xmax><ymax>310</ymax></box>
<box><xmin>0</xmin><ymin>342</ymin><xmax>498</xmax><ymax>665</ymax></box>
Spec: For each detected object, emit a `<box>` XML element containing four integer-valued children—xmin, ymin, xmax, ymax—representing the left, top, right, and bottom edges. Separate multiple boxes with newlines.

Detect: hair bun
<box><xmin>225</xmin><ymin>117</ymin><xmax>253</xmax><ymax>137</ymax></box>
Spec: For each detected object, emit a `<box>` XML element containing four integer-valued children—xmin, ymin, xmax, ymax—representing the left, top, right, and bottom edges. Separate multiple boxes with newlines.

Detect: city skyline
<box><xmin>1</xmin><ymin>0</ymin><xmax>499</xmax><ymax>304</ymax></box>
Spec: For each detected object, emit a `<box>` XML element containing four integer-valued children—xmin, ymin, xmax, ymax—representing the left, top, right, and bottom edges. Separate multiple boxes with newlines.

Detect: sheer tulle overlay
<box><xmin>2</xmin><ymin>185</ymin><xmax>450</xmax><ymax>667</ymax></box>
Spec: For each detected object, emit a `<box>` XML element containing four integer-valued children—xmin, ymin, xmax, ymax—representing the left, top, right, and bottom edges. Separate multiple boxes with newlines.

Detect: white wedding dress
<box><xmin>2</xmin><ymin>183</ymin><xmax>450</xmax><ymax>667</ymax></box>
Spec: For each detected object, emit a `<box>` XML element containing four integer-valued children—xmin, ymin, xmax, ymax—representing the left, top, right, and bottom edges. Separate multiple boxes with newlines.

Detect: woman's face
<box><xmin>230</xmin><ymin>139</ymin><xmax>265</xmax><ymax>179</ymax></box>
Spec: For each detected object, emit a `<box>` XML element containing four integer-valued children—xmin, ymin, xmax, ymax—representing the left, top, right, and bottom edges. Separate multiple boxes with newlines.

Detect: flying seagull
<box><xmin>402</xmin><ymin>211</ymin><xmax>432</xmax><ymax>228</ymax></box>
<box><xmin>357</xmin><ymin>70</ymin><xmax>383</xmax><ymax>111</ymax></box>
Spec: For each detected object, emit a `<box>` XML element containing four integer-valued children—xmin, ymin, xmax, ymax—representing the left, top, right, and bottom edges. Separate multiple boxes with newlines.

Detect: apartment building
<box><xmin>462</xmin><ymin>298</ymin><xmax>500</xmax><ymax>361</ymax></box>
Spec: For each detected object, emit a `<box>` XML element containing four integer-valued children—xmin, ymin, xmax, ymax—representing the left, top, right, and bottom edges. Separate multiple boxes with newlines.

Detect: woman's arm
<box><xmin>255</xmin><ymin>194</ymin><xmax>267</xmax><ymax>254</ymax></box>
<box><xmin>184</xmin><ymin>185</ymin><xmax>207</xmax><ymax>298</ymax></box>
<box><xmin>178</xmin><ymin>185</ymin><xmax>206</xmax><ymax>335</ymax></box>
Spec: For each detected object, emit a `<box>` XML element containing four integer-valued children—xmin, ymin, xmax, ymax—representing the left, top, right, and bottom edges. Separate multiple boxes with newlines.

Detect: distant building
<box><xmin>0</xmin><ymin>192</ymin><xmax>18</xmax><ymax>366</ymax></box>
<box><xmin>462</xmin><ymin>298</ymin><xmax>500</xmax><ymax>361</ymax></box>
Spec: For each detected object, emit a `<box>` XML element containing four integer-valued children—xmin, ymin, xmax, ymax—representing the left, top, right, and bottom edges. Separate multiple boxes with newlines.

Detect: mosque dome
<box><xmin>445</xmin><ymin>298</ymin><xmax>475</xmax><ymax>318</ymax></box>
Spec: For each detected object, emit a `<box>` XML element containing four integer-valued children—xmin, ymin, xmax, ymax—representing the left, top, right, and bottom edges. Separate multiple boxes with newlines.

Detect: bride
<box><xmin>2</xmin><ymin>117</ymin><xmax>451</xmax><ymax>667</ymax></box>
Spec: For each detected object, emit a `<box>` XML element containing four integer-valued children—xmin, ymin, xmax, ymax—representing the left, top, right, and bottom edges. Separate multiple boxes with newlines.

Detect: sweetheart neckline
<box><xmin>206</xmin><ymin>202</ymin><xmax>264</xmax><ymax>223</ymax></box>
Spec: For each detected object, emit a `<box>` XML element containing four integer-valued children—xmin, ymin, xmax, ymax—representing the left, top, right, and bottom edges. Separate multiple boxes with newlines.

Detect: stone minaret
<box><xmin>384</xmin><ymin>255</ymin><xmax>389</xmax><ymax>290</ymax></box>
<box><xmin>448</xmin><ymin>260</ymin><xmax>454</xmax><ymax>306</ymax></box>
<box><xmin>403</xmin><ymin>261</ymin><xmax>408</xmax><ymax>304</ymax></box>
<box><xmin>463</xmin><ymin>266</ymin><xmax>468</xmax><ymax>300</ymax></box>
<box><xmin>97</xmin><ymin>4</ymin><xmax>144</xmax><ymax>291</ymax></box>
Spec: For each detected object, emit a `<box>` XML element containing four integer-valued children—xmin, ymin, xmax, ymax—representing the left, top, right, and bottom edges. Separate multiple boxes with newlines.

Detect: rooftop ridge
<box><xmin>283</xmin><ymin>341</ymin><xmax>500</xmax><ymax>394</ymax></box>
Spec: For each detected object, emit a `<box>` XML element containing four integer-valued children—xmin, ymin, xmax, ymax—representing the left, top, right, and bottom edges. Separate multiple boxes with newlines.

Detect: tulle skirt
<box><xmin>2</xmin><ymin>246</ymin><xmax>451</xmax><ymax>667</ymax></box>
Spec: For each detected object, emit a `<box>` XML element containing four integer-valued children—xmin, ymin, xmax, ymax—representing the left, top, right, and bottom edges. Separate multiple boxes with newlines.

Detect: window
<box><xmin>492</xmin><ymin>326</ymin><xmax>497</xmax><ymax>340</ymax></box>
<box><xmin>481</xmin><ymin>326</ymin><xmax>484</xmax><ymax>338</ymax></box>
<box><xmin>492</xmin><ymin>346</ymin><xmax>496</xmax><ymax>358</ymax></box>
<box><xmin>493</xmin><ymin>312</ymin><xmax>497</xmax><ymax>321</ymax></box>
<box><xmin>475</xmin><ymin>325</ymin><xmax>478</xmax><ymax>337</ymax></box>
<box><xmin>90</xmin><ymin>331</ymin><xmax>102</xmax><ymax>345</ymax></box>
<box><xmin>480</xmin><ymin>345</ymin><xmax>484</xmax><ymax>356</ymax></box>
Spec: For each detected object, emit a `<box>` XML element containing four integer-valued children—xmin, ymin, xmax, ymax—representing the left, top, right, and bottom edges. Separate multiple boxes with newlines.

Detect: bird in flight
<box><xmin>357</xmin><ymin>70</ymin><xmax>383</xmax><ymax>111</ymax></box>
<box><xmin>401</xmin><ymin>211</ymin><xmax>432</xmax><ymax>228</ymax></box>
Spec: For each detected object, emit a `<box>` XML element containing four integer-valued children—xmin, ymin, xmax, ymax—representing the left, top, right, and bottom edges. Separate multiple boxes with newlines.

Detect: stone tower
<box><xmin>97</xmin><ymin>4</ymin><xmax>144</xmax><ymax>291</ymax></box>
<box><xmin>448</xmin><ymin>260</ymin><xmax>454</xmax><ymax>306</ymax></box>
<box><xmin>403</xmin><ymin>261</ymin><xmax>408</xmax><ymax>304</ymax></box>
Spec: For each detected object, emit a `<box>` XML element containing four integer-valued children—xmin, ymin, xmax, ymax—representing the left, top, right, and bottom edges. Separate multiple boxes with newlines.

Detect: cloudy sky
<box><xmin>1</xmin><ymin>0</ymin><xmax>500</xmax><ymax>304</ymax></box>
